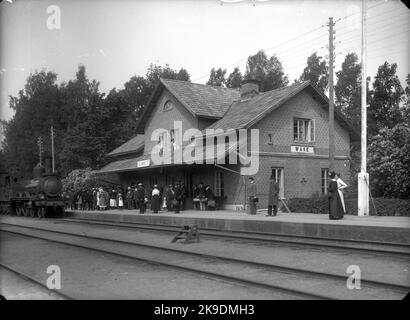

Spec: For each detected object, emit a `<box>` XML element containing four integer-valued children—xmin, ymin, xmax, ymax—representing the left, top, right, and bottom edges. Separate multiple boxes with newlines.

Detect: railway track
<box><xmin>58</xmin><ymin>217</ymin><xmax>410</xmax><ymax>257</ymax></box>
<box><xmin>1</xmin><ymin>222</ymin><xmax>408</xmax><ymax>300</ymax></box>
<box><xmin>0</xmin><ymin>262</ymin><xmax>73</xmax><ymax>300</ymax></box>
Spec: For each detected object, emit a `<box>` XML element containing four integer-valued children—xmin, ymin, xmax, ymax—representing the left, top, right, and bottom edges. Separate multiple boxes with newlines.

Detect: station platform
<box><xmin>65</xmin><ymin>209</ymin><xmax>410</xmax><ymax>245</ymax></box>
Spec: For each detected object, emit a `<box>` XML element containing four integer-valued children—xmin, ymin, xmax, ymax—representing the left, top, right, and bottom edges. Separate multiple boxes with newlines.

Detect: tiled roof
<box><xmin>106</xmin><ymin>134</ymin><xmax>145</xmax><ymax>157</ymax></box>
<box><xmin>207</xmin><ymin>81</ymin><xmax>312</xmax><ymax>131</ymax></box>
<box><xmin>161</xmin><ymin>78</ymin><xmax>241</xmax><ymax>118</ymax></box>
<box><xmin>99</xmin><ymin>141</ymin><xmax>245</xmax><ymax>174</ymax></box>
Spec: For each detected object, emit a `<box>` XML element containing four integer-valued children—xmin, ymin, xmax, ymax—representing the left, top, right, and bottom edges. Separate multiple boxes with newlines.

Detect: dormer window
<box><xmin>163</xmin><ymin>100</ymin><xmax>174</xmax><ymax>111</ymax></box>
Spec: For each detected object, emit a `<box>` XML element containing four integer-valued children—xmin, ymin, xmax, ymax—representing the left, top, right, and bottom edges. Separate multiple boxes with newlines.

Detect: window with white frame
<box><xmin>293</xmin><ymin>118</ymin><xmax>315</xmax><ymax>142</ymax></box>
<box><xmin>321</xmin><ymin>168</ymin><xmax>329</xmax><ymax>195</ymax></box>
<box><xmin>214</xmin><ymin>171</ymin><xmax>224</xmax><ymax>197</ymax></box>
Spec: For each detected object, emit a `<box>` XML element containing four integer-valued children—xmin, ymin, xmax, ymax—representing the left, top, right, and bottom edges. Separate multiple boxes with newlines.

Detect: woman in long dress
<box><xmin>328</xmin><ymin>171</ymin><xmax>344</xmax><ymax>220</ymax></box>
<box><xmin>151</xmin><ymin>185</ymin><xmax>161</xmax><ymax>213</ymax></box>
<box><xmin>336</xmin><ymin>173</ymin><xmax>348</xmax><ymax>214</ymax></box>
<box><xmin>99</xmin><ymin>188</ymin><xmax>107</xmax><ymax>211</ymax></box>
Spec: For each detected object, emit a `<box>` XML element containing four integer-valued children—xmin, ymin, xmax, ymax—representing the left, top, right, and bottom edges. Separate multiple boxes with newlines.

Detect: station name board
<box><xmin>137</xmin><ymin>159</ymin><xmax>150</xmax><ymax>168</ymax></box>
<box><xmin>291</xmin><ymin>145</ymin><xmax>314</xmax><ymax>154</ymax></box>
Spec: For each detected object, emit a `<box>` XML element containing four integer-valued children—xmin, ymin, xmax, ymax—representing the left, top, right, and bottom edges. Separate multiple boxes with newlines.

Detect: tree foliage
<box><xmin>1</xmin><ymin>64</ymin><xmax>191</xmax><ymax>176</ymax></box>
<box><xmin>299</xmin><ymin>52</ymin><xmax>328</xmax><ymax>93</ymax></box>
<box><xmin>226</xmin><ymin>67</ymin><xmax>243</xmax><ymax>89</ymax></box>
<box><xmin>206</xmin><ymin>68</ymin><xmax>227</xmax><ymax>87</ymax></box>
<box><xmin>368</xmin><ymin>62</ymin><xmax>404</xmax><ymax>135</ymax></box>
<box><xmin>62</xmin><ymin>167</ymin><xmax>97</xmax><ymax>193</ymax></box>
<box><xmin>368</xmin><ymin>123</ymin><xmax>410</xmax><ymax>198</ymax></box>
<box><xmin>401</xmin><ymin>74</ymin><xmax>410</xmax><ymax>125</ymax></box>
<box><xmin>245</xmin><ymin>50</ymin><xmax>289</xmax><ymax>92</ymax></box>
<box><xmin>335</xmin><ymin>53</ymin><xmax>362</xmax><ymax>128</ymax></box>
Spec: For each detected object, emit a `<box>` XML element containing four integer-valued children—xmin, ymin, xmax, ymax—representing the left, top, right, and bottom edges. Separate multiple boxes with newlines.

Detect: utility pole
<box><xmin>37</xmin><ymin>137</ymin><xmax>43</xmax><ymax>166</ymax></box>
<box><xmin>358</xmin><ymin>0</ymin><xmax>369</xmax><ymax>216</ymax></box>
<box><xmin>51</xmin><ymin>126</ymin><xmax>55</xmax><ymax>173</ymax></box>
<box><xmin>328</xmin><ymin>17</ymin><xmax>335</xmax><ymax>172</ymax></box>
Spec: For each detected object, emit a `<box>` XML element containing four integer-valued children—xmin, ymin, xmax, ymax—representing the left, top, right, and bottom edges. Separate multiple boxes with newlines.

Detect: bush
<box><xmin>287</xmin><ymin>195</ymin><xmax>410</xmax><ymax>216</ymax></box>
<box><xmin>345</xmin><ymin>197</ymin><xmax>410</xmax><ymax>216</ymax></box>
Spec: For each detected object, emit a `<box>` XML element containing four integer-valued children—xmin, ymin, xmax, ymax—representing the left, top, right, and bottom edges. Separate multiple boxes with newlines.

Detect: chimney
<box><xmin>240</xmin><ymin>78</ymin><xmax>260</xmax><ymax>99</ymax></box>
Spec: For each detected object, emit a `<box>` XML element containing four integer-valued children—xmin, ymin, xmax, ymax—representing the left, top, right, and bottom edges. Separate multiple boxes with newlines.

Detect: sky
<box><xmin>0</xmin><ymin>0</ymin><xmax>409</xmax><ymax>124</ymax></box>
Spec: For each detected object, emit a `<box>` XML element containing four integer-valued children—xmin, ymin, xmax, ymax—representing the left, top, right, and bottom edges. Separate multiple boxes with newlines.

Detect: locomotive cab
<box><xmin>8</xmin><ymin>163</ymin><xmax>65</xmax><ymax>218</ymax></box>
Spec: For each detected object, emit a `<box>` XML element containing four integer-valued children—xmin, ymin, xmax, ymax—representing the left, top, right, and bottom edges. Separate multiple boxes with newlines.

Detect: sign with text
<box><xmin>137</xmin><ymin>159</ymin><xmax>150</xmax><ymax>168</ymax></box>
<box><xmin>291</xmin><ymin>145</ymin><xmax>314</xmax><ymax>154</ymax></box>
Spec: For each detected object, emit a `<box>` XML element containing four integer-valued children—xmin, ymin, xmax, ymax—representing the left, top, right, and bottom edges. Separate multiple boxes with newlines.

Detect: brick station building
<box><xmin>99</xmin><ymin>78</ymin><xmax>358</xmax><ymax>210</ymax></box>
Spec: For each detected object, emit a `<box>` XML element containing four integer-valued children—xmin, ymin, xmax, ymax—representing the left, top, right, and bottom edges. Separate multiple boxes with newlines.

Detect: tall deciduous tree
<box><xmin>368</xmin><ymin>61</ymin><xmax>404</xmax><ymax>135</ymax></box>
<box><xmin>335</xmin><ymin>52</ymin><xmax>362</xmax><ymax>128</ymax></box>
<box><xmin>368</xmin><ymin>123</ymin><xmax>410</xmax><ymax>198</ymax></box>
<box><xmin>59</xmin><ymin>65</ymin><xmax>106</xmax><ymax>173</ymax></box>
<box><xmin>245</xmin><ymin>50</ymin><xmax>288</xmax><ymax>92</ymax></box>
<box><xmin>206</xmin><ymin>68</ymin><xmax>227</xmax><ymax>87</ymax></box>
<box><xmin>226</xmin><ymin>67</ymin><xmax>243</xmax><ymax>89</ymax></box>
<box><xmin>299</xmin><ymin>52</ymin><xmax>328</xmax><ymax>93</ymax></box>
<box><xmin>402</xmin><ymin>74</ymin><xmax>410</xmax><ymax>125</ymax></box>
<box><xmin>1</xmin><ymin>70</ymin><xmax>62</xmax><ymax>175</ymax></box>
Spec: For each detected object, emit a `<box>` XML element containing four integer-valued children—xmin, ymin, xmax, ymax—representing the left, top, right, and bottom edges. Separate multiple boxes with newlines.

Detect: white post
<box><xmin>358</xmin><ymin>0</ymin><xmax>369</xmax><ymax>216</ymax></box>
<box><xmin>328</xmin><ymin>17</ymin><xmax>335</xmax><ymax>172</ymax></box>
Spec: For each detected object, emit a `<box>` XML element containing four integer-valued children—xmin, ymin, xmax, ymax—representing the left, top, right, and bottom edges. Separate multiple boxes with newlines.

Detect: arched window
<box><xmin>163</xmin><ymin>100</ymin><xmax>174</xmax><ymax>111</ymax></box>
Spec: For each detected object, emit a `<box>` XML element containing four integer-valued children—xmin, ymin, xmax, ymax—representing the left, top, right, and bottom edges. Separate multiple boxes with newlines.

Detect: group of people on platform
<box><xmin>246</xmin><ymin>171</ymin><xmax>348</xmax><ymax>220</ymax></box>
<box><xmin>69</xmin><ymin>172</ymin><xmax>347</xmax><ymax>219</ymax></box>
<box><xmin>69</xmin><ymin>181</ymin><xmax>216</xmax><ymax>214</ymax></box>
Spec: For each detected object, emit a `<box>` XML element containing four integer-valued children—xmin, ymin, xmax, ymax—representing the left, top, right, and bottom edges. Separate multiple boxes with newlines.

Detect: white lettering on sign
<box><xmin>291</xmin><ymin>145</ymin><xmax>314</xmax><ymax>154</ymax></box>
<box><xmin>137</xmin><ymin>159</ymin><xmax>150</xmax><ymax>168</ymax></box>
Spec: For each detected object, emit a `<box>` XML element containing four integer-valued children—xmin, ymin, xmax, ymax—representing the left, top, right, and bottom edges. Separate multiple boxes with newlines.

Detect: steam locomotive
<box><xmin>0</xmin><ymin>163</ymin><xmax>66</xmax><ymax>218</ymax></box>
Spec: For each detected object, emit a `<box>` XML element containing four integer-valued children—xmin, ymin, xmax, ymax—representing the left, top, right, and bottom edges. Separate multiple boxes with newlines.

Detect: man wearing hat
<box><xmin>165</xmin><ymin>184</ymin><xmax>175</xmax><ymax>212</ymax></box>
<box><xmin>136</xmin><ymin>183</ymin><xmax>146</xmax><ymax>214</ymax></box>
<box><xmin>248</xmin><ymin>177</ymin><xmax>257</xmax><ymax>215</ymax></box>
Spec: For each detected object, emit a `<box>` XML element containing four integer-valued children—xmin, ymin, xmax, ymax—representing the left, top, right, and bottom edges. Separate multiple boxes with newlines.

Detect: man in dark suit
<box><xmin>173</xmin><ymin>183</ymin><xmax>182</xmax><ymax>213</ymax></box>
<box><xmin>248</xmin><ymin>177</ymin><xmax>257</xmax><ymax>215</ymax></box>
<box><xmin>267</xmin><ymin>176</ymin><xmax>280</xmax><ymax>216</ymax></box>
<box><xmin>136</xmin><ymin>183</ymin><xmax>146</xmax><ymax>214</ymax></box>
<box><xmin>165</xmin><ymin>184</ymin><xmax>174</xmax><ymax>211</ymax></box>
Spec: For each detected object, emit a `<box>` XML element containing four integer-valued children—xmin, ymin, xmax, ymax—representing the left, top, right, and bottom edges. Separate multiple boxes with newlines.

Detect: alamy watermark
<box><xmin>150</xmin><ymin>121</ymin><xmax>260</xmax><ymax>175</ymax></box>
<box><xmin>46</xmin><ymin>5</ymin><xmax>61</xmax><ymax>30</ymax></box>
<box><xmin>346</xmin><ymin>265</ymin><xmax>361</xmax><ymax>290</ymax></box>
<box><xmin>46</xmin><ymin>265</ymin><xmax>61</xmax><ymax>290</ymax></box>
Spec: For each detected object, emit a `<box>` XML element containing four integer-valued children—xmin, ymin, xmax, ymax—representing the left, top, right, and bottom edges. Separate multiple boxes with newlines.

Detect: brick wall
<box><xmin>254</xmin><ymin>90</ymin><xmax>350</xmax><ymax>156</ymax></box>
<box><xmin>143</xmin><ymin>90</ymin><xmax>199</xmax><ymax>155</ymax></box>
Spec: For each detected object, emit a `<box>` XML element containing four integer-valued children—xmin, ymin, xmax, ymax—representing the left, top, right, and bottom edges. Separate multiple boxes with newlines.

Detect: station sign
<box><xmin>291</xmin><ymin>145</ymin><xmax>314</xmax><ymax>154</ymax></box>
<box><xmin>137</xmin><ymin>159</ymin><xmax>150</xmax><ymax>168</ymax></box>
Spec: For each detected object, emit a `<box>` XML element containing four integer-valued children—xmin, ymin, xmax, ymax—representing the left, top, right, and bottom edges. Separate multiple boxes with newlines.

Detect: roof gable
<box><xmin>136</xmin><ymin>78</ymin><xmax>240</xmax><ymax>133</ymax></box>
<box><xmin>206</xmin><ymin>81</ymin><xmax>359</xmax><ymax>139</ymax></box>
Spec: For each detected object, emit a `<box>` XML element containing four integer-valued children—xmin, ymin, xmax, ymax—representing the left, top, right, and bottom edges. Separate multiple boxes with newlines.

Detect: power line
<box><xmin>336</xmin><ymin>0</ymin><xmax>397</xmax><ymax>22</ymax></box>
<box><xmin>192</xmin><ymin>1</ymin><xmax>407</xmax><ymax>83</ymax></box>
<box><xmin>335</xmin><ymin>9</ymin><xmax>409</xmax><ymax>39</ymax></box>
<box><xmin>191</xmin><ymin>23</ymin><xmax>328</xmax><ymax>82</ymax></box>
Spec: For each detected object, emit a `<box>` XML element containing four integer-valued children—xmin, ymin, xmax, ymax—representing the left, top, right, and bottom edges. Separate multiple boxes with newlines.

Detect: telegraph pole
<box><xmin>51</xmin><ymin>126</ymin><xmax>55</xmax><ymax>173</ymax></box>
<box><xmin>328</xmin><ymin>17</ymin><xmax>335</xmax><ymax>172</ymax></box>
<box><xmin>37</xmin><ymin>137</ymin><xmax>43</xmax><ymax>166</ymax></box>
<box><xmin>358</xmin><ymin>0</ymin><xmax>369</xmax><ymax>216</ymax></box>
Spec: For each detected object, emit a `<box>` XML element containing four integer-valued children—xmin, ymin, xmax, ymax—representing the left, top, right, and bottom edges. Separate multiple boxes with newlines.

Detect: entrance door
<box><xmin>271</xmin><ymin>168</ymin><xmax>285</xmax><ymax>199</ymax></box>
